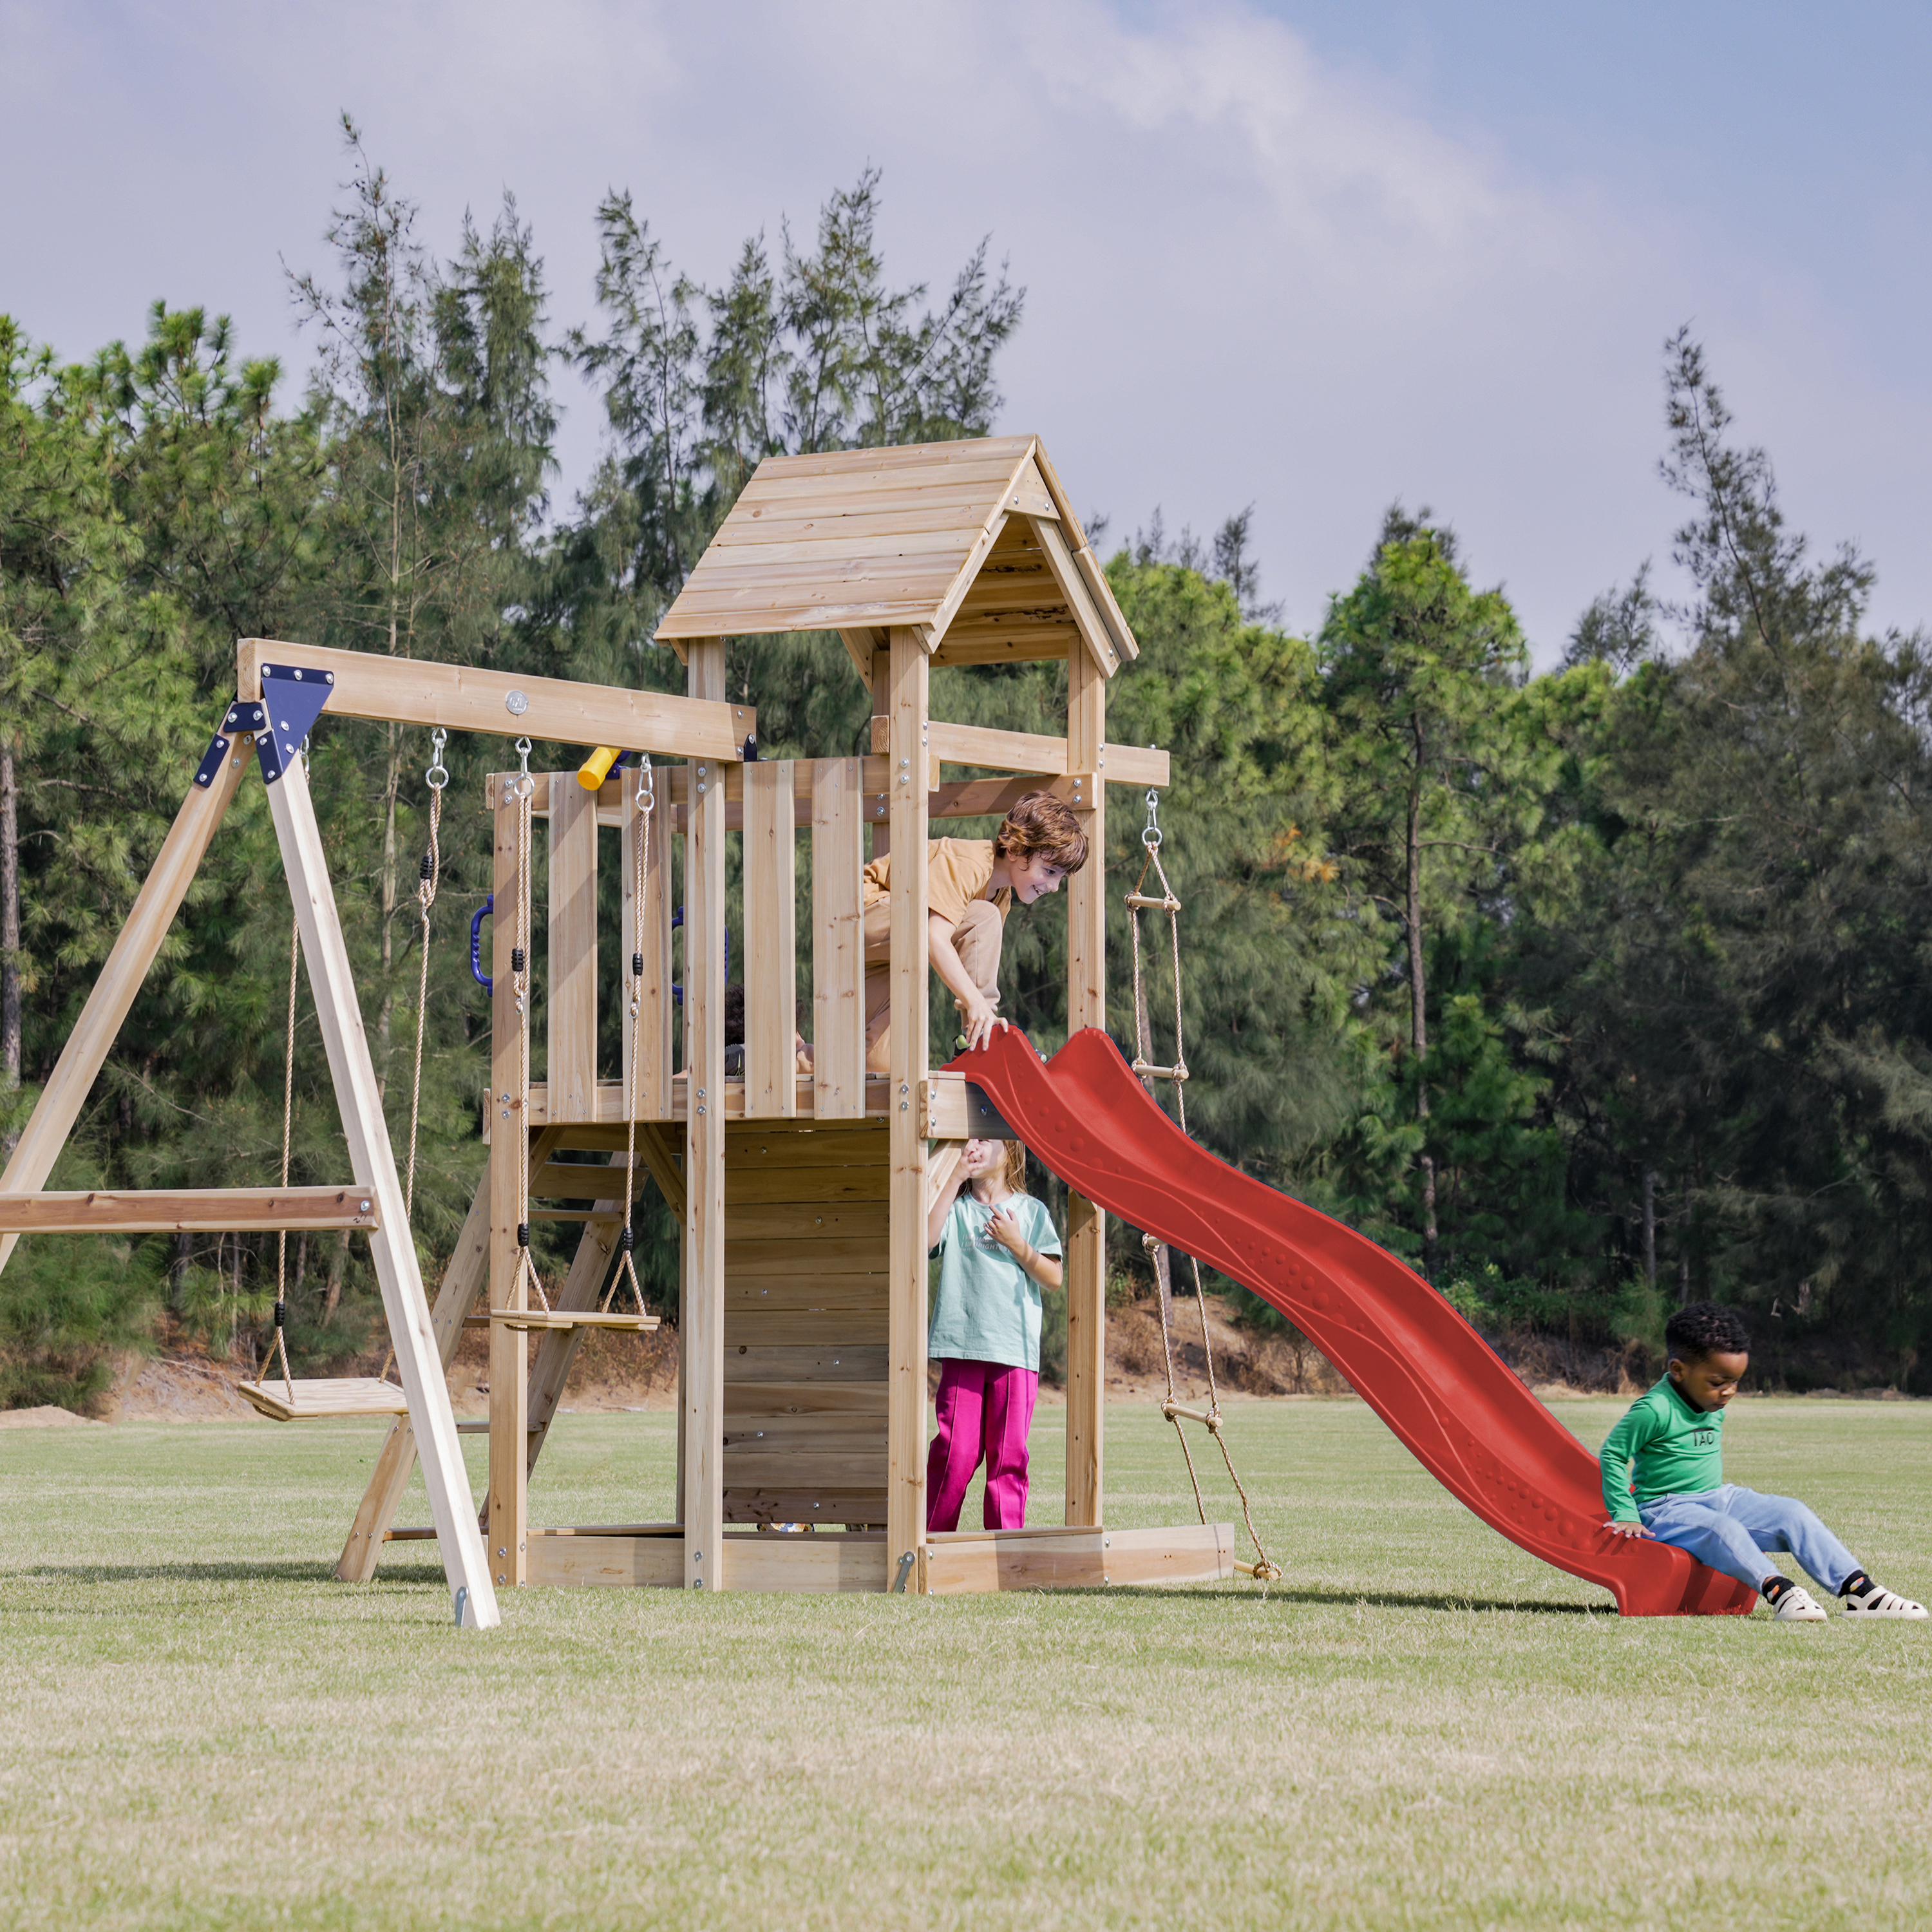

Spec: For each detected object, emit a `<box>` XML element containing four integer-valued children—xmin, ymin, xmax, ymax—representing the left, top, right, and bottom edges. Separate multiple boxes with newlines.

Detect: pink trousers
<box><xmin>926</xmin><ymin>1358</ymin><xmax>1039</xmax><ymax>1531</ymax></box>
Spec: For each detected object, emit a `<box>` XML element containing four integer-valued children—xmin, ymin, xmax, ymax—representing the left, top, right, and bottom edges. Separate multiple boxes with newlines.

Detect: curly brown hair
<box><xmin>993</xmin><ymin>790</ymin><xmax>1089</xmax><ymax>873</ymax></box>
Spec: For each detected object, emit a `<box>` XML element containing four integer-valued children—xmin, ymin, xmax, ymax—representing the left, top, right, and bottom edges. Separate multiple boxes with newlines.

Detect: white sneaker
<box><xmin>1841</xmin><ymin>1580</ymin><xmax>1928</xmax><ymax>1620</ymax></box>
<box><xmin>1770</xmin><ymin>1585</ymin><xmax>1828</xmax><ymax>1622</ymax></box>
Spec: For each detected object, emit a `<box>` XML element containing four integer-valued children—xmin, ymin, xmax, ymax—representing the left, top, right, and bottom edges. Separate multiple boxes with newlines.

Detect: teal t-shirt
<box><xmin>929</xmin><ymin>1191</ymin><xmax>1063</xmax><ymax>1372</ymax></box>
<box><xmin>1598</xmin><ymin>1374</ymin><xmax>1726</xmax><ymax>1522</ymax></box>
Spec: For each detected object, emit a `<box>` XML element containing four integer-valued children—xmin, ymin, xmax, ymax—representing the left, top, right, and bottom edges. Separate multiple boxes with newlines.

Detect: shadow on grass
<box><xmin>14</xmin><ymin>1560</ymin><xmax>437</xmax><ymax>1589</ymax></box>
<box><xmin>1011</xmin><ymin>1583</ymin><xmax>1608</xmax><ymax>1615</ymax></box>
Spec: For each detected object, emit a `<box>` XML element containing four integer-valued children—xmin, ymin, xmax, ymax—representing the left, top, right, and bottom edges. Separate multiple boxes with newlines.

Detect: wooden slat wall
<box><xmin>811</xmin><ymin>757</ymin><xmax>866</xmax><ymax>1119</ymax></box>
<box><xmin>547</xmin><ymin>777</ymin><xmax>598</xmax><ymax>1122</ymax></box>
<box><xmin>743</xmin><ymin>761</ymin><xmax>798</xmax><ymax>1119</ymax></box>
<box><xmin>723</xmin><ymin>1121</ymin><xmax>889</xmax><ymax>1526</ymax></box>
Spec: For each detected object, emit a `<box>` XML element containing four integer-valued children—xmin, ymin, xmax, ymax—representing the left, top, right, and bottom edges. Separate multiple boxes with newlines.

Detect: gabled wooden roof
<box><xmin>652</xmin><ymin>434</ymin><xmax>1138</xmax><ymax>679</ymax></box>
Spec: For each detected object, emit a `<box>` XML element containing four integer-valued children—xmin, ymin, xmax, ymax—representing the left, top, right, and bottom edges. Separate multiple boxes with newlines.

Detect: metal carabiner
<box><xmin>1142</xmin><ymin>788</ymin><xmax>1162</xmax><ymax>850</ymax></box>
<box><xmin>514</xmin><ymin>735</ymin><xmax>534</xmax><ymax>800</ymax></box>
<box><xmin>636</xmin><ymin>754</ymin><xmax>654</xmax><ymax>816</ymax></box>
<box><xmin>426</xmin><ymin>726</ymin><xmax>449</xmax><ymax>792</ymax></box>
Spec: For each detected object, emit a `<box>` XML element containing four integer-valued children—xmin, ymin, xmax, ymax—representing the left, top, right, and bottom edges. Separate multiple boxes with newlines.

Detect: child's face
<box><xmin>961</xmin><ymin>1139</ymin><xmax>1004</xmax><ymax>1178</ymax></box>
<box><xmin>1008</xmin><ymin>851</ymin><xmax>1068</xmax><ymax>904</ymax></box>
<box><xmin>1670</xmin><ymin>1348</ymin><xmax>1748</xmax><ymax>1411</ymax></box>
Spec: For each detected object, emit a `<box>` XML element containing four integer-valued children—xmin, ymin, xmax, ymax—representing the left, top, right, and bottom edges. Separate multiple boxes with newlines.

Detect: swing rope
<box><xmin>510</xmin><ymin>737</ymin><xmax>552</xmax><ymax>1313</ymax></box>
<box><xmin>600</xmin><ymin>756</ymin><xmax>655</xmax><ymax>1320</ymax></box>
<box><xmin>1128</xmin><ymin>788</ymin><xmax>1282</xmax><ymax>1585</ymax></box>
<box><xmin>375</xmin><ymin>729</ymin><xmax>449</xmax><ymax>1388</ymax></box>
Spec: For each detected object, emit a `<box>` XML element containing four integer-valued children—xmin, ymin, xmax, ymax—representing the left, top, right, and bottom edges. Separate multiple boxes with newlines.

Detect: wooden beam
<box><xmin>1030</xmin><ymin>515</ymin><xmax>1119</xmax><ymax>679</ymax></box>
<box><xmin>0</xmin><ymin>1186</ymin><xmax>377</xmax><ymax>1233</ymax></box>
<box><xmin>683</xmin><ymin>640</ymin><xmax>728</xmax><ymax>1591</ymax></box>
<box><xmin>1065</xmin><ymin>643</ymin><xmax>1106</xmax><ymax>1530</ymax></box>
<box><xmin>872</xmin><ymin>717</ymin><xmax>1168</xmax><ymax>790</ymax></box>
<box><xmin>236</xmin><ymin>638</ymin><xmax>753</xmax><ymax>763</ymax></box>
<box><xmin>0</xmin><ymin>748</ymin><xmax>247</xmax><ymax>1277</ymax></box>
<box><xmin>743</xmin><ymin>761</ymin><xmax>799</xmax><ymax>1119</ymax></box>
<box><xmin>885</xmin><ymin>625</ymin><xmax>931</xmax><ymax>1590</ymax></box>
<box><xmin>835</xmin><ymin>627</ymin><xmax>882</xmax><ymax>692</ymax></box>
<box><xmin>922</xmin><ymin>1523</ymin><xmax>1233</xmax><ymax>1594</ymax></box>
<box><xmin>812</xmin><ymin>758</ymin><xmax>867</xmax><ymax>1120</ymax></box>
<box><xmin>265</xmin><ymin>756</ymin><xmax>498</xmax><ymax>1630</ymax></box>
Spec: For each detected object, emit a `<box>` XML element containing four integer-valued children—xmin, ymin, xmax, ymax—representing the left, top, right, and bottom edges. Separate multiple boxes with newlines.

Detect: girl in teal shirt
<box><xmin>924</xmin><ymin>1137</ymin><xmax>1063</xmax><ymax>1531</ymax></box>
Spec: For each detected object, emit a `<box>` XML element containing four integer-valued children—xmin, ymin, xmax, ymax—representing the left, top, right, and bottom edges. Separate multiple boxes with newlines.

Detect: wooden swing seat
<box><xmin>237</xmin><ymin>1376</ymin><xmax>412</xmax><ymax>1423</ymax></box>
<box><xmin>486</xmin><ymin>1308</ymin><xmax>659</xmax><ymax>1333</ymax></box>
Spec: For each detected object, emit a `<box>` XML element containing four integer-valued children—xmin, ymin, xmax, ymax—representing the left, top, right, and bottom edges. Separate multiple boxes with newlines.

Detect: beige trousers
<box><xmin>862</xmin><ymin>898</ymin><xmax>1003</xmax><ymax>1074</ymax></box>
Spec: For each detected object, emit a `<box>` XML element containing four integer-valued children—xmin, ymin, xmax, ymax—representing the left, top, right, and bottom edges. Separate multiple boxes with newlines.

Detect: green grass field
<box><xmin>4</xmin><ymin>1396</ymin><xmax>1929</xmax><ymax>1930</ymax></box>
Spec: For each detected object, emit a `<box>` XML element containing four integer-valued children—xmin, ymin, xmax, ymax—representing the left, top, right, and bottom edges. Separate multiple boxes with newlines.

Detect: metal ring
<box><xmin>426</xmin><ymin>727</ymin><xmax>448</xmax><ymax>791</ymax></box>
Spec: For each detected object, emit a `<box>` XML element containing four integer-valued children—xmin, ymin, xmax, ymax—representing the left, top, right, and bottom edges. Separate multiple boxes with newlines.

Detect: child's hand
<box><xmin>981</xmin><ymin>1202</ymin><xmax>1029</xmax><ymax>1258</ymax></box>
<box><xmin>1604</xmin><ymin>1519</ymin><xmax>1652</xmax><ymax>1539</ymax></box>
<box><xmin>962</xmin><ymin>994</ymin><xmax>1007</xmax><ymax>1053</ymax></box>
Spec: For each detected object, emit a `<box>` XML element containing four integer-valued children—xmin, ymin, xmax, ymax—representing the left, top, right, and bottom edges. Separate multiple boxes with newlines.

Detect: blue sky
<box><xmin>4</xmin><ymin>1</ymin><xmax>1927</xmax><ymax>661</ymax></box>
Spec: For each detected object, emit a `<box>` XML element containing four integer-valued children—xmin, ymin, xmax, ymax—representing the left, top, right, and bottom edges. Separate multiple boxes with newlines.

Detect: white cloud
<box><xmin>3</xmin><ymin>0</ymin><xmax>1924</xmax><ymax>658</ymax></box>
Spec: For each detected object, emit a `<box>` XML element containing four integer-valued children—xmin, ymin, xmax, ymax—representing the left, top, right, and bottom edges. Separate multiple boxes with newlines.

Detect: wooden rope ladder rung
<box><xmin>1127</xmin><ymin>799</ymin><xmax>1282</xmax><ymax>1585</ymax></box>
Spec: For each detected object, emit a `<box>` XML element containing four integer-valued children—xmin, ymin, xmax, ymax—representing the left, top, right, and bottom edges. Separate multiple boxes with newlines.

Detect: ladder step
<box><xmin>454</xmin><ymin>1421</ymin><xmax>540</xmax><ymax>1435</ymax></box>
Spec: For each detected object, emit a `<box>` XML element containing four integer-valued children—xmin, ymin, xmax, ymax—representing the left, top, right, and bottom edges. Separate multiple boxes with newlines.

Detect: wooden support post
<box><xmin>337</xmin><ymin>1168</ymin><xmax>491</xmax><ymax>1582</ymax></box>
<box><xmin>868</xmin><ymin>641</ymin><xmax>893</xmax><ymax>860</ymax></box>
<box><xmin>885</xmin><ymin>625</ymin><xmax>931</xmax><ymax>1586</ymax></box>
<box><xmin>546</xmin><ymin>775</ymin><xmax>598</xmax><ymax>1122</ymax></box>
<box><xmin>488</xmin><ymin>789</ymin><xmax>534</xmax><ymax>1591</ymax></box>
<box><xmin>1064</xmin><ymin>642</ymin><xmax>1107</xmax><ymax>1527</ymax></box>
<box><xmin>683</xmin><ymin>640</ymin><xmax>728</xmax><ymax>1591</ymax></box>
<box><xmin>811</xmin><ymin>757</ymin><xmax>866</xmax><ymax>1120</ymax></box>
<box><xmin>743</xmin><ymin>759</ymin><xmax>798</xmax><ymax>1118</ymax></box>
<box><xmin>0</xmin><ymin>750</ymin><xmax>246</xmax><ymax>1276</ymax></box>
<box><xmin>263</xmin><ymin>757</ymin><xmax>499</xmax><ymax>1629</ymax></box>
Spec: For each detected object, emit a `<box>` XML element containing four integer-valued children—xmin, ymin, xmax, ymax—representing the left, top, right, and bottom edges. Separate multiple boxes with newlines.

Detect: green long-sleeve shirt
<box><xmin>1598</xmin><ymin>1375</ymin><xmax>1725</xmax><ymax>1523</ymax></box>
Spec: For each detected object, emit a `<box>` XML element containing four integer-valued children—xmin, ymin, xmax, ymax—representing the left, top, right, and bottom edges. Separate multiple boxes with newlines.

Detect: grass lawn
<box><xmin>3</xmin><ymin>1395</ymin><xmax>1929</xmax><ymax>1930</ymax></box>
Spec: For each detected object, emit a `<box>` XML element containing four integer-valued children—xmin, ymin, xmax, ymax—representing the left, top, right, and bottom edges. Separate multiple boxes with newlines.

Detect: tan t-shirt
<box><xmin>862</xmin><ymin>838</ymin><xmax>1011</xmax><ymax>927</ymax></box>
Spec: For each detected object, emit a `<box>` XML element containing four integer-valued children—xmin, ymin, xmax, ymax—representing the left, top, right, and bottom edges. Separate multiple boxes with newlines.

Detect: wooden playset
<box><xmin>0</xmin><ymin>435</ymin><xmax>1241</xmax><ymax>1628</ymax></box>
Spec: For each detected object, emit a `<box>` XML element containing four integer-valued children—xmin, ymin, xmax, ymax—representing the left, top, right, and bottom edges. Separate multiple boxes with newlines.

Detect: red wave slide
<box><xmin>947</xmin><ymin>1028</ymin><xmax>1756</xmax><ymax>1616</ymax></box>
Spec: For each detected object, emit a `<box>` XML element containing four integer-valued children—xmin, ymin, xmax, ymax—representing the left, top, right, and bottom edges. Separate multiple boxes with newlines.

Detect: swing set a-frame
<box><xmin>1</xmin><ymin>435</ymin><xmax>1258</xmax><ymax>1628</ymax></box>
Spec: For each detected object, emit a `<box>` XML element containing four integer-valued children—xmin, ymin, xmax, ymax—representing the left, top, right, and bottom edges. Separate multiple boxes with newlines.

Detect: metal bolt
<box><xmin>359</xmin><ymin>1200</ymin><xmax>372</xmax><ymax>1212</ymax></box>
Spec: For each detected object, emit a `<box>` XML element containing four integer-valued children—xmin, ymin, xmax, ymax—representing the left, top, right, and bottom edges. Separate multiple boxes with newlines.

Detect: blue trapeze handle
<box><xmin>471</xmin><ymin>895</ymin><xmax>493</xmax><ymax>996</ymax></box>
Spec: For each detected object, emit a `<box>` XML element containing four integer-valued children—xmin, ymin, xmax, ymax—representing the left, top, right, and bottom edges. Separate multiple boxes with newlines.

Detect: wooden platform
<box><xmin>502</xmin><ymin>1523</ymin><xmax>1236</xmax><ymax>1593</ymax></box>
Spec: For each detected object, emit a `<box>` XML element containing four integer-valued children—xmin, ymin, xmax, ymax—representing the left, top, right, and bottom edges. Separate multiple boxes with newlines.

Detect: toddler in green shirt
<box><xmin>1601</xmin><ymin>1302</ymin><xmax>1925</xmax><ymax>1622</ymax></box>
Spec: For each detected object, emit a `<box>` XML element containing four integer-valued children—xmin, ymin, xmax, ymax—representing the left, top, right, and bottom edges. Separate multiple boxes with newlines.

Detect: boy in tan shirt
<box><xmin>860</xmin><ymin>791</ymin><xmax>1089</xmax><ymax>1073</ymax></box>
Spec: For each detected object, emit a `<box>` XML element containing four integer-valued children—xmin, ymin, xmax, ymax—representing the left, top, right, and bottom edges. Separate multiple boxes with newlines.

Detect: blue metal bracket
<box><xmin>255</xmin><ymin>663</ymin><xmax>336</xmax><ymax>784</ymax></box>
<box><xmin>193</xmin><ymin>700</ymin><xmax>267</xmax><ymax>789</ymax></box>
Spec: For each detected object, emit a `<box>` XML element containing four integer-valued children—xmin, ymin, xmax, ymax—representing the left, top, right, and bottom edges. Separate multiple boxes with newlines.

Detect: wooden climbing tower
<box><xmin>1</xmin><ymin>433</ymin><xmax>1236</xmax><ymax>1613</ymax></box>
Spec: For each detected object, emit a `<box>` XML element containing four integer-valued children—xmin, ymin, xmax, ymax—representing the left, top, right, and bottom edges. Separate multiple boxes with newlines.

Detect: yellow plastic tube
<box><xmin>578</xmin><ymin>746</ymin><xmax>621</xmax><ymax>791</ymax></box>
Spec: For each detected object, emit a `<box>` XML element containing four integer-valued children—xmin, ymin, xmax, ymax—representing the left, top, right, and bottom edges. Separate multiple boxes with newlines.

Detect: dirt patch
<box><xmin>0</xmin><ymin>1404</ymin><xmax>104</xmax><ymax>1428</ymax></box>
<box><xmin>1094</xmin><ymin>1293</ymin><xmax>1353</xmax><ymax>1400</ymax></box>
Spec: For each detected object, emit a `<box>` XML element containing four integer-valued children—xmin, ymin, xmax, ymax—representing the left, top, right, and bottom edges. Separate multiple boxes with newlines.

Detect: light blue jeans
<box><xmin>1638</xmin><ymin>1484</ymin><xmax>1858</xmax><ymax>1593</ymax></box>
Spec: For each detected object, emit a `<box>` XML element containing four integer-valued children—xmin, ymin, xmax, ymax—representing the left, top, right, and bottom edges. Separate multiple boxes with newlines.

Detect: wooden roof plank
<box><xmin>748</xmin><ymin>436</ymin><xmax>1034</xmax><ymax>481</ymax></box>
<box><xmin>1028</xmin><ymin>515</ymin><xmax>1120</xmax><ymax>679</ymax></box>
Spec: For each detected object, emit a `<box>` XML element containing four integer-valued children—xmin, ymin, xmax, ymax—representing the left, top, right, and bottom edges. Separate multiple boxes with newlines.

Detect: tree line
<box><xmin>5</xmin><ymin>125</ymin><xmax>1929</xmax><ymax>1406</ymax></box>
